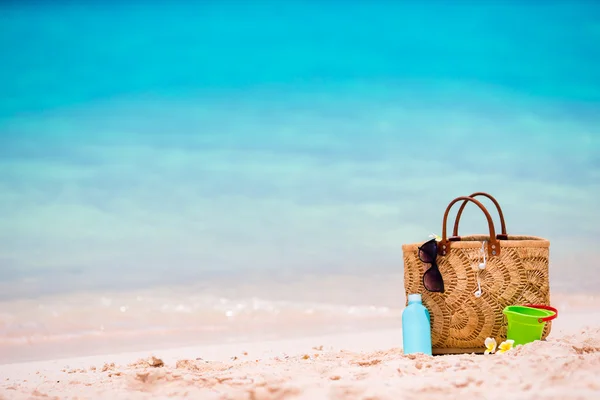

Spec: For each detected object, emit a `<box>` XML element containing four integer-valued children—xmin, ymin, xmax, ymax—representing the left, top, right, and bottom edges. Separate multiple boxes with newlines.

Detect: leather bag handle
<box><xmin>439</xmin><ymin>196</ymin><xmax>501</xmax><ymax>257</ymax></box>
<box><xmin>452</xmin><ymin>192</ymin><xmax>508</xmax><ymax>240</ymax></box>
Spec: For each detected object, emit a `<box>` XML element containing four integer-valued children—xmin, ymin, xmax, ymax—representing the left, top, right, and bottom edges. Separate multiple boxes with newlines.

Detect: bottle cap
<box><xmin>408</xmin><ymin>294</ymin><xmax>422</xmax><ymax>303</ymax></box>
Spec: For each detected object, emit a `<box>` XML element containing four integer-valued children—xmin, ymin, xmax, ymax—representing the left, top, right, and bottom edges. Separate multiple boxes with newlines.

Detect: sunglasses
<box><xmin>418</xmin><ymin>238</ymin><xmax>445</xmax><ymax>293</ymax></box>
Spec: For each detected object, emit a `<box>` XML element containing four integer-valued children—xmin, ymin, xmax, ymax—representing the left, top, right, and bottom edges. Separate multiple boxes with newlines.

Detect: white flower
<box><xmin>484</xmin><ymin>337</ymin><xmax>497</xmax><ymax>355</ymax></box>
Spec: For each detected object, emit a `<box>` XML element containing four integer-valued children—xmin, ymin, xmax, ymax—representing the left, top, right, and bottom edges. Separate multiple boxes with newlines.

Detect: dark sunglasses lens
<box><xmin>423</xmin><ymin>266</ymin><xmax>444</xmax><ymax>293</ymax></box>
<box><xmin>418</xmin><ymin>240</ymin><xmax>437</xmax><ymax>263</ymax></box>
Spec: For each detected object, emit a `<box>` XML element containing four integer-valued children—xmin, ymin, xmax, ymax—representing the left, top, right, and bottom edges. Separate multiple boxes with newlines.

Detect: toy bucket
<box><xmin>502</xmin><ymin>304</ymin><xmax>558</xmax><ymax>346</ymax></box>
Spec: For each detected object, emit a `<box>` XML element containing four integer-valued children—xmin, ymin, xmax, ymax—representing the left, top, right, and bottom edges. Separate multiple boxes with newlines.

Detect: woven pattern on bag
<box><xmin>402</xmin><ymin>234</ymin><xmax>551</xmax><ymax>352</ymax></box>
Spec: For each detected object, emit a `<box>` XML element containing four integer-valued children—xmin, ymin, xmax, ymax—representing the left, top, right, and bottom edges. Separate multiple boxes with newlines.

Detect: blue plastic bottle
<box><xmin>402</xmin><ymin>293</ymin><xmax>432</xmax><ymax>355</ymax></box>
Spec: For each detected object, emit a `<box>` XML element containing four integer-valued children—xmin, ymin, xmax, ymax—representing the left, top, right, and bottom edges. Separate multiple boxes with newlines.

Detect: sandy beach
<box><xmin>2</xmin><ymin>300</ymin><xmax>599</xmax><ymax>400</ymax></box>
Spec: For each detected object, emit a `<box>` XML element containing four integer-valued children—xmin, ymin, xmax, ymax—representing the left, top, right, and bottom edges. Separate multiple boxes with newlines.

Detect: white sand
<box><xmin>1</xmin><ymin>309</ymin><xmax>600</xmax><ymax>400</ymax></box>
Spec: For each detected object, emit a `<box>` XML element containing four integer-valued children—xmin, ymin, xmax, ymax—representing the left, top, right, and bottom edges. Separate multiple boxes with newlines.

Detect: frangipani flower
<box><xmin>429</xmin><ymin>233</ymin><xmax>442</xmax><ymax>241</ymax></box>
<box><xmin>497</xmin><ymin>339</ymin><xmax>515</xmax><ymax>354</ymax></box>
<box><xmin>484</xmin><ymin>337</ymin><xmax>497</xmax><ymax>354</ymax></box>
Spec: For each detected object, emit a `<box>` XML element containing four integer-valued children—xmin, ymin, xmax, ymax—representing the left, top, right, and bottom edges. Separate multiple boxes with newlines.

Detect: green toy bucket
<box><xmin>502</xmin><ymin>304</ymin><xmax>558</xmax><ymax>346</ymax></box>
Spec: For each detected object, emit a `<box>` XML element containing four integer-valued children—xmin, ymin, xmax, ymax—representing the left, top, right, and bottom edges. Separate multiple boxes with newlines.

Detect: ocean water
<box><xmin>1</xmin><ymin>1</ymin><xmax>599</xmax><ymax>361</ymax></box>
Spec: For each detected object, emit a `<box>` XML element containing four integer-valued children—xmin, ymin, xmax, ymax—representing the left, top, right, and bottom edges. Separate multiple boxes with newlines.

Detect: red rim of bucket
<box><xmin>524</xmin><ymin>304</ymin><xmax>558</xmax><ymax>323</ymax></box>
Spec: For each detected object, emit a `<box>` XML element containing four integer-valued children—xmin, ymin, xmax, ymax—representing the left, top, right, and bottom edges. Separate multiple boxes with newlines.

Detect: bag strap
<box><xmin>439</xmin><ymin>196</ymin><xmax>501</xmax><ymax>257</ymax></box>
<box><xmin>452</xmin><ymin>192</ymin><xmax>508</xmax><ymax>240</ymax></box>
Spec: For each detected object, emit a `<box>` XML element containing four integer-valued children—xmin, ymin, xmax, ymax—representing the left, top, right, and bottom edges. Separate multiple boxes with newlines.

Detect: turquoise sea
<box><xmin>0</xmin><ymin>1</ymin><xmax>599</xmax><ymax>362</ymax></box>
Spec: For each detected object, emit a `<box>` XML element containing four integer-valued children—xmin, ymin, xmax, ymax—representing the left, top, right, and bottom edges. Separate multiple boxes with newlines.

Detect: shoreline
<box><xmin>0</xmin><ymin>321</ymin><xmax>402</xmax><ymax>366</ymax></box>
<box><xmin>2</xmin><ymin>303</ymin><xmax>596</xmax><ymax>368</ymax></box>
<box><xmin>1</xmin><ymin>290</ymin><xmax>598</xmax><ymax>366</ymax></box>
<box><xmin>0</xmin><ymin>327</ymin><xmax>404</xmax><ymax>371</ymax></box>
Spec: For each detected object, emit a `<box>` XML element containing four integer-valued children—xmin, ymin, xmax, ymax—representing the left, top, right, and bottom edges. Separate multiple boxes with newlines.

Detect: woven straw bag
<box><xmin>402</xmin><ymin>192</ymin><xmax>551</xmax><ymax>354</ymax></box>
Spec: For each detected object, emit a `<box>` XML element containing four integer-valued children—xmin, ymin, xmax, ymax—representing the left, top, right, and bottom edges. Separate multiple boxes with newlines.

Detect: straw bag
<box><xmin>402</xmin><ymin>192</ymin><xmax>551</xmax><ymax>354</ymax></box>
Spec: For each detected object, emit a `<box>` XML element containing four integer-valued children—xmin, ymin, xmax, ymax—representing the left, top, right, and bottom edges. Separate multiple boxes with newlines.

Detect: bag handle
<box><xmin>452</xmin><ymin>192</ymin><xmax>508</xmax><ymax>240</ymax></box>
<box><xmin>439</xmin><ymin>196</ymin><xmax>501</xmax><ymax>257</ymax></box>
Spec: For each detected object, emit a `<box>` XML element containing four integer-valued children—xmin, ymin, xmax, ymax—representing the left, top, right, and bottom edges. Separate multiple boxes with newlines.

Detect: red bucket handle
<box><xmin>524</xmin><ymin>304</ymin><xmax>558</xmax><ymax>323</ymax></box>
